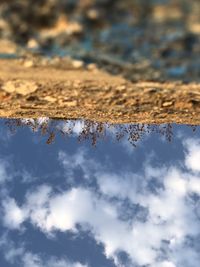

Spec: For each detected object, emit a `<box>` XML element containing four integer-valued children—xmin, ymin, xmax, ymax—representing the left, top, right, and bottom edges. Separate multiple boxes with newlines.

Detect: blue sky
<box><xmin>0</xmin><ymin>119</ymin><xmax>200</xmax><ymax>267</ymax></box>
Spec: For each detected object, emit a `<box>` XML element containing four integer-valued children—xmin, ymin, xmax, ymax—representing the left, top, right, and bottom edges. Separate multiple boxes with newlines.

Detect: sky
<box><xmin>0</xmin><ymin>119</ymin><xmax>200</xmax><ymax>267</ymax></box>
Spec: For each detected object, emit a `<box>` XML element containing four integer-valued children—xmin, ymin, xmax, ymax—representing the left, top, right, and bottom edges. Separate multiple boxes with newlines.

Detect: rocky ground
<box><xmin>0</xmin><ymin>0</ymin><xmax>200</xmax><ymax>124</ymax></box>
<box><xmin>1</xmin><ymin>54</ymin><xmax>200</xmax><ymax>125</ymax></box>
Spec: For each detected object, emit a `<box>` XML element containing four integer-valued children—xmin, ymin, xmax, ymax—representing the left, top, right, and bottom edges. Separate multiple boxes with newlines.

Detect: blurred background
<box><xmin>0</xmin><ymin>0</ymin><xmax>200</xmax><ymax>82</ymax></box>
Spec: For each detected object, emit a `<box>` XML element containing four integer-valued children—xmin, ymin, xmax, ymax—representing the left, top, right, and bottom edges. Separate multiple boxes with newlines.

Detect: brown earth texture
<box><xmin>0</xmin><ymin>0</ymin><xmax>200</xmax><ymax>125</ymax></box>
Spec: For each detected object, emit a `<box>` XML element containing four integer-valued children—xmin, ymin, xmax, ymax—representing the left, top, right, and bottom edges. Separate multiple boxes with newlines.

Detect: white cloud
<box><xmin>36</xmin><ymin>187</ymin><xmax>94</xmax><ymax>232</ymax></box>
<box><xmin>184</xmin><ymin>138</ymin><xmax>200</xmax><ymax>172</ymax></box>
<box><xmin>56</xmin><ymin>120</ymin><xmax>85</xmax><ymax>136</ymax></box>
<box><xmin>58</xmin><ymin>149</ymin><xmax>100</xmax><ymax>181</ymax></box>
<box><xmin>3</xmin><ymin>175</ymin><xmax>200</xmax><ymax>267</ymax></box>
<box><xmin>154</xmin><ymin>261</ymin><xmax>176</xmax><ymax>267</ymax></box>
<box><xmin>97</xmin><ymin>172</ymin><xmax>141</xmax><ymax>203</ymax></box>
<box><xmin>21</xmin><ymin>252</ymin><xmax>88</xmax><ymax>267</ymax></box>
<box><xmin>21</xmin><ymin>118</ymin><xmax>49</xmax><ymax>132</ymax></box>
<box><xmin>0</xmin><ymin>158</ymin><xmax>37</xmax><ymax>186</ymax></box>
<box><xmin>2</xmin><ymin>197</ymin><xmax>26</xmax><ymax>229</ymax></box>
<box><xmin>2</xmin><ymin>137</ymin><xmax>200</xmax><ymax>267</ymax></box>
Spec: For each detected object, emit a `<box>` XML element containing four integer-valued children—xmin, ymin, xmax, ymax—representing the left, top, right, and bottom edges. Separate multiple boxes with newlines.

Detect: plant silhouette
<box><xmin>4</xmin><ymin>118</ymin><xmax>179</xmax><ymax>147</ymax></box>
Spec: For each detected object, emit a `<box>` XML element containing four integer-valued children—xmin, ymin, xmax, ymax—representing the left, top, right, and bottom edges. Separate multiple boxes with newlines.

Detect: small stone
<box><xmin>72</xmin><ymin>60</ymin><xmax>84</xmax><ymax>69</ymax></box>
<box><xmin>23</xmin><ymin>60</ymin><xmax>34</xmax><ymax>68</ymax></box>
<box><xmin>87</xmin><ymin>63</ymin><xmax>97</xmax><ymax>71</ymax></box>
<box><xmin>27</xmin><ymin>38</ymin><xmax>39</xmax><ymax>49</ymax></box>
<box><xmin>2</xmin><ymin>80</ymin><xmax>38</xmax><ymax>95</ymax></box>
<box><xmin>65</xmin><ymin>100</ymin><xmax>77</xmax><ymax>107</ymax></box>
<box><xmin>117</xmin><ymin>85</ymin><xmax>126</xmax><ymax>91</ymax></box>
<box><xmin>162</xmin><ymin>101</ymin><xmax>173</xmax><ymax>107</ymax></box>
<box><xmin>44</xmin><ymin>96</ymin><xmax>56</xmax><ymax>103</ymax></box>
<box><xmin>87</xmin><ymin>9</ymin><xmax>100</xmax><ymax>20</ymax></box>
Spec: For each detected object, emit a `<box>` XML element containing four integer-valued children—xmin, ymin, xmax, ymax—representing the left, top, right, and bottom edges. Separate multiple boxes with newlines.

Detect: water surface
<box><xmin>0</xmin><ymin>119</ymin><xmax>200</xmax><ymax>267</ymax></box>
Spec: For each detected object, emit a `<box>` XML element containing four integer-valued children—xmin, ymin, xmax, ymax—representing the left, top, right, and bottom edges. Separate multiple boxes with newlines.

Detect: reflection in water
<box><xmin>5</xmin><ymin>118</ymin><xmax>177</xmax><ymax>146</ymax></box>
<box><xmin>0</xmin><ymin>118</ymin><xmax>200</xmax><ymax>267</ymax></box>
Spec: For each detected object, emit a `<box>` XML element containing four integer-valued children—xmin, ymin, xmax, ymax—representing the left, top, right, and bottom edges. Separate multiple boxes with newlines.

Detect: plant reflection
<box><xmin>4</xmin><ymin>118</ymin><xmax>180</xmax><ymax>146</ymax></box>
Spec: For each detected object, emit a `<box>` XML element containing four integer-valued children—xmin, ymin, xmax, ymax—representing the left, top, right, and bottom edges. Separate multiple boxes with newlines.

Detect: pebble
<box><xmin>87</xmin><ymin>9</ymin><xmax>100</xmax><ymax>20</ymax></box>
<box><xmin>116</xmin><ymin>85</ymin><xmax>126</xmax><ymax>91</ymax></box>
<box><xmin>65</xmin><ymin>100</ymin><xmax>77</xmax><ymax>107</ymax></box>
<box><xmin>2</xmin><ymin>80</ymin><xmax>38</xmax><ymax>95</ymax></box>
<box><xmin>44</xmin><ymin>96</ymin><xmax>56</xmax><ymax>103</ymax></box>
<box><xmin>27</xmin><ymin>38</ymin><xmax>39</xmax><ymax>49</ymax></box>
<box><xmin>87</xmin><ymin>63</ymin><xmax>97</xmax><ymax>71</ymax></box>
<box><xmin>23</xmin><ymin>60</ymin><xmax>34</xmax><ymax>68</ymax></box>
<box><xmin>162</xmin><ymin>101</ymin><xmax>173</xmax><ymax>107</ymax></box>
<box><xmin>72</xmin><ymin>60</ymin><xmax>84</xmax><ymax>69</ymax></box>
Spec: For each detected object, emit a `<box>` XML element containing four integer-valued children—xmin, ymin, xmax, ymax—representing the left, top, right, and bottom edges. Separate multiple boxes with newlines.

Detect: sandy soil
<box><xmin>0</xmin><ymin>57</ymin><xmax>200</xmax><ymax>125</ymax></box>
<box><xmin>0</xmin><ymin>1</ymin><xmax>200</xmax><ymax>125</ymax></box>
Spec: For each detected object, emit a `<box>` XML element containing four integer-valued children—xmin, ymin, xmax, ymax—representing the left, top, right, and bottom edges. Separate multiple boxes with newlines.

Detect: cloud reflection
<box><xmin>0</xmin><ymin>128</ymin><xmax>200</xmax><ymax>267</ymax></box>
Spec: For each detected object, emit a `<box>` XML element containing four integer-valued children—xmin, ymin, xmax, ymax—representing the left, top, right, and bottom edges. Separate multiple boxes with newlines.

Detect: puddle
<box><xmin>0</xmin><ymin>118</ymin><xmax>200</xmax><ymax>267</ymax></box>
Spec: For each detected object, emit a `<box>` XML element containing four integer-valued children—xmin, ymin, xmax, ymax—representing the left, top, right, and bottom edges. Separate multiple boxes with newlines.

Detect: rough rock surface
<box><xmin>0</xmin><ymin>1</ymin><xmax>200</xmax><ymax>124</ymax></box>
<box><xmin>1</xmin><ymin>57</ymin><xmax>200</xmax><ymax>125</ymax></box>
